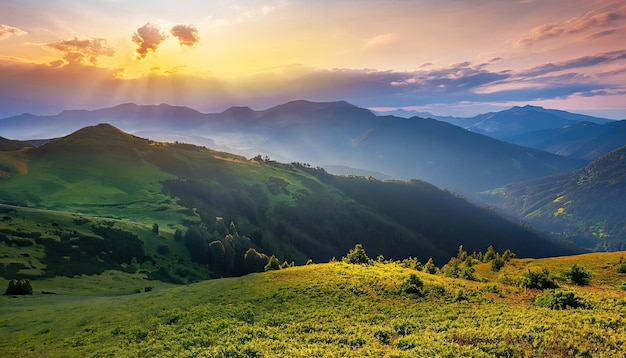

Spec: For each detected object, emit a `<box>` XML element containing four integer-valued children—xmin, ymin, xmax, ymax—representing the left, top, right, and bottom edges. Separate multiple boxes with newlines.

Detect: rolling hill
<box><xmin>498</xmin><ymin>145</ymin><xmax>626</xmax><ymax>250</ymax></box>
<box><xmin>2</xmin><ymin>251</ymin><xmax>626</xmax><ymax>357</ymax></box>
<box><xmin>0</xmin><ymin>124</ymin><xmax>579</xmax><ymax>283</ymax></box>
<box><xmin>0</xmin><ymin>101</ymin><xmax>585</xmax><ymax>195</ymax></box>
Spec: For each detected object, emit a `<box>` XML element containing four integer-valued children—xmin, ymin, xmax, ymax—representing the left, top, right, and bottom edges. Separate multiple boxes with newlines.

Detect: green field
<box><xmin>2</xmin><ymin>251</ymin><xmax>626</xmax><ymax>357</ymax></box>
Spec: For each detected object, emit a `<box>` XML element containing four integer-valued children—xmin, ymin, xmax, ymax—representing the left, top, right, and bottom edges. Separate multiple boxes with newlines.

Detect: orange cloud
<box><xmin>518</xmin><ymin>9</ymin><xmax>625</xmax><ymax>46</ymax></box>
<box><xmin>132</xmin><ymin>23</ymin><xmax>168</xmax><ymax>59</ymax></box>
<box><xmin>45</xmin><ymin>37</ymin><xmax>114</xmax><ymax>65</ymax></box>
<box><xmin>0</xmin><ymin>24</ymin><xmax>27</xmax><ymax>40</ymax></box>
<box><xmin>170</xmin><ymin>25</ymin><xmax>200</xmax><ymax>47</ymax></box>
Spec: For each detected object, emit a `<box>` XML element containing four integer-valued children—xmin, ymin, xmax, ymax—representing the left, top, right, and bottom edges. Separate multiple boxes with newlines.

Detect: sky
<box><xmin>1</xmin><ymin>0</ymin><xmax>626</xmax><ymax>119</ymax></box>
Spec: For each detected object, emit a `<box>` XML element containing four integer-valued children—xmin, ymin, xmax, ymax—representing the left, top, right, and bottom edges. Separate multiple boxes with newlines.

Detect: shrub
<box><xmin>423</xmin><ymin>258</ymin><xmax>437</xmax><ymax>274</ymax></box>
<box><xmin>534</xmin><ymin>289</ymin><xmax>591</xmax><ymax>310</ymax></box>
<box><xmin>392</xmin><ymin>319</ymin><xmax>416</xmax><ymax>336</ymax></box>
<box><xmin>373</xmin><ymin>329</ymin><xmax>391</xmax><ymax>344</ymax></box>
<box><xmin>4</xmin><ymin>279</ymin><xmax>33</xmax><ymax>295</ymax></box>
<box><xmin>342</xmin><ymin>243</ymin><xmax>370</xmax><ymax>265</ymax></box>
<box><xmin>519</xmin><ymin>268</ymin><xmax>557</xmax><ymax>290</ymax></box>
<box><xmin>401</xmin><ymin>274</ymin><xmax>424</xmax><ymax>296</ymax></box>
<box><xmin>491</xmin><ymin>254</ymin><xmax>505</xmax><ymax>272</ymax></box>
<box><xmin>483</xmin><ymin>245</ymin><xmax>496</xmax><ymax>262</ymax></box>
<box><xmin>156</xmin><ymin>245</ymin><xmax>170</xmax><ymax>255</ymax></box>
<box><xmin>615</xmin><ymin>257</ymin><xmax>626</xmax><ymax>273</ymax></box>
<box><xmin>264</xmin><ymin>255</ymin><xmax>280</xmax><ymax>271</ymax></box>
<box><xmin>562</xmin><ymin>264</ymin><xmax>591</xmax><ymax>286</ymax></box>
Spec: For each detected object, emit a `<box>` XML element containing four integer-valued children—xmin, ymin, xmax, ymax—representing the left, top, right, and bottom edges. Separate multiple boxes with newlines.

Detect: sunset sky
<box><xmin>1</xmin><ymin>0</ymin><xmax>626</xmax><ymax>119</ymax></box>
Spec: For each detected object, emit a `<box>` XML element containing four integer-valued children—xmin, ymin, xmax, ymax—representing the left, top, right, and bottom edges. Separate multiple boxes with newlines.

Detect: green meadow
<box><xmin>2</xmin><ymin>250</ymin><xmax>626</xmax><ymax>357</ymax></box>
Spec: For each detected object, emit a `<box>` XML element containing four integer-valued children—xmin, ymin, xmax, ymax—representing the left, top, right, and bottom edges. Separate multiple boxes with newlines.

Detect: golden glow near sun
<box><xmin>0</xmin><ymin>0</ymin><xmax>625</xmax><ymax>117</ymax></box>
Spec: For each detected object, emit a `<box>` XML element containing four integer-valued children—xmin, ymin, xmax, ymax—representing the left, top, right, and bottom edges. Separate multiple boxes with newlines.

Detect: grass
<box><xmin>2</xmin><ymin>253</ymin><xmax>626</xmax><ymax>357</ymax></box>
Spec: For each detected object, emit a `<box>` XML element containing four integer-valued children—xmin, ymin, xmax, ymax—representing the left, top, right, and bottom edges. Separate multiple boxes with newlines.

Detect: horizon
<box><xmin>1</xmin><ymin>1</ymin><xmax>626</xmax><ymax>119</ymax></box>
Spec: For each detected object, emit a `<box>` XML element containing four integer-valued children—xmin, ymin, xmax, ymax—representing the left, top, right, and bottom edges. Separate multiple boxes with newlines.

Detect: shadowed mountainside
<box><xmin>0</xmin><ymin>124</ymin><xmax>580</xmax><ymax>282</ymax></box>
<box><xmin>499</xmin><ymin>145</ymin><xmax>626</xmax><ymax>250</ymax></box>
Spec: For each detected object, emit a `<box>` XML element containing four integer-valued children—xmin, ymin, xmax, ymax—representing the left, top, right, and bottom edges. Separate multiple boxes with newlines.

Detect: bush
<box><xmin>264</xmin><ymin>255</ymin><xmax>280</xmax><ymax>271</ymax></box>
<box><xmin>373</xmin><ymin>329</ymin><xmax>391</xmax><ymax>344</ymax></box>
<box><xmin>615</xmin><ymin>257</ymin><xmax>626</xmax><ymax>273</ymax></box>
<box><xmin>562</xmin><ymin>264</ymin><xmax>590</xmax><ymax>286</ymax></box>
<box><xmin>4</xmin><ymin>279</ymin><xmax>33</xmax><ymax>295</ymax></box>
<box><xmin>519</xmin><ymin>268</ymin><xmax>557</xmax><ymax>290</ymax></box>
<box><xmin>156</xmin><ymin>245</ymin><xmax>170</xmax><ymax>255</ymax></box>
<box><xmin>401</xmin><ymin>274</ymin><xmax>424</xmax><ymax>295</ymax></box>
<box><xmin>423</xmin><ymin>258</ymin><xmax>437</xmax><ymax>274</ymax></box>
<box><xmin>491</xmin><ymin>255</ymin><xmax>505</xmax><ymax>272</ymax></box>
<box><xmin>342</xmin><ymin>244</ymin><xmax>370</xmax><ymax>265</ymax></box>
<box><xmin>535</xmin><ymin>290</ymin><xmax>591</xmax><ymax>310</ymax></box>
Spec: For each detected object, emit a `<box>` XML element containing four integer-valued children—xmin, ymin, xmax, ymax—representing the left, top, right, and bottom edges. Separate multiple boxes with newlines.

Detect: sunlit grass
<box><xmin>2</xmin><ymin>254</ymin><xmax>626</xmax><ymax>357</ymax></box>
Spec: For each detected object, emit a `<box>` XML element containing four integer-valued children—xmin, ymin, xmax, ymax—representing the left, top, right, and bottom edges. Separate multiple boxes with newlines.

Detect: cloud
<box><xmin>0</xmin><ymin>24</ymin><xmax>27</xmax><ymax>40</ymax></box>
<box><xmin>520</xmin><ymin>50</ymin><xmax>626</xmax><ymax>77</ymax></box>
<box><xmin>518</xmin><ymin>9</ymin><xmax>625</xmax><ymax>46</ymax></box>
<box><xmin>45</xmin><ymin>37</ymin><xmax>114</xmax><ymax>65</ymax></box>
<box><xmin>132</xmin><ymin>23</ymin><xmax>168</xmax><ymax>59</ymax></box>
<box><xmin>170</xmin><ymin>25</ymin><xmax>200</xmax><ymax>47</ymax></box>
<box><xmin>364</xmin><ymin>33</ymin><xmax>399</xmax><ymax>49</ymax></box>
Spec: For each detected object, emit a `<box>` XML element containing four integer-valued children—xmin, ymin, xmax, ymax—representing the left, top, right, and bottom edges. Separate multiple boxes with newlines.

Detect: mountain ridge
<box><xmin>0</xmin><ymin>101</ymin><xmax>589</xmax><ymax>194</ymax></box>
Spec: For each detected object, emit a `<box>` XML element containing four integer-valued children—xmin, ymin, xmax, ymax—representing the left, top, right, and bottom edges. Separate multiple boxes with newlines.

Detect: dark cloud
<box><xmin>389</xmin><ymin>62</ymin><xmax>510</xmax><ymax>93</ymax></box>
<box><xmin>0</xmin><ymin>24</ymin><xmax>27</xmax><ymax>40</ymax></box>
<box><xmin>170</xmin><ymin>25</ymin><xmax>200</xmax><ymax>47</ymax></box>
<box><xmin>45</xmin><ymin>37</ymin><xmax>114</xmax><ymax>65</ymax></box>
<box><xmin>520</xmin><ymin>50</ymin><xmax>626</xmax><ymax>77</ymax></box>
<box><xmin>132</xmin><ymin>23</ymin><xmax>168</xmax><ymax>59</ymax></box>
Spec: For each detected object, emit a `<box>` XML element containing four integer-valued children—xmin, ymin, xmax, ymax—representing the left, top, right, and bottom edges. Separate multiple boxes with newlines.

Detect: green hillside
<box><xmin>2</xmin><ymin>250</ymin><xmax>626</xmax><ymax>357</ymax></box>
<box><xmin>0</xmin><ymin>124</ymin><xmax>578</xmax><ymax>283</ymax></box>
<box><xmin>499</xmin><ymin>145</ymin><xmax>626</xmax><ymax>250</ymax></box>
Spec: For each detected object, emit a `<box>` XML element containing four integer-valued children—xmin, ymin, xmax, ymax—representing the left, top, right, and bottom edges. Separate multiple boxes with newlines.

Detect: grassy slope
<box><xmin>2</xmin><ymin>252</ymin><xmax>626</xmax><ymax>357</ymax></box>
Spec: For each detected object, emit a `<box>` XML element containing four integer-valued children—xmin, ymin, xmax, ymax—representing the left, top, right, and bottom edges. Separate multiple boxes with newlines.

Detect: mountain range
<box><xmin>376</xmin><ymin>105</ymin><xmax>625</xmax><ymax>160</ymax></box>
<box><xmin>0</xmin><ymin>101</ymin><xmax>592</xmax><ymax>195</ymax></box>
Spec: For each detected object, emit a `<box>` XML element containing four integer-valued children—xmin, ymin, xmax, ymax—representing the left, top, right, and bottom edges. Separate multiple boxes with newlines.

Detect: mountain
<box><xmin>0</xmin><ymin>100</ymin><xmax>585</xmax><ymax>195</ymax></box>
<box><xmin>498</xmin><ymin>145</ymin><xmax>626</xmax><ymax>250</ymax></box>
<box><xmin>449</xmin><ymin>105</ymin><xmax>612</xmax><ymax>140</ymax></box>
<box><xmin>505</xmin><ymin>120</ymin><xmax>626</xmax><ymax>160</ymax></box>
<box><xmin>0</xmin><ymin>103</ymin><xmax>207</xmax><ymax>139</ymax></box>
<box><xmin>0</xmin><ymin>124</ymin><xmax>579</xmax><ymax>283</ymax></box>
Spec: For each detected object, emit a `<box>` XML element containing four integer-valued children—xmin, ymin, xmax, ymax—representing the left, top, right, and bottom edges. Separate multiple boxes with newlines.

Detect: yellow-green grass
<box><xmin>2</xmin><ymin>254</ymin><xmax>626</xmax><ymax>357</ymax></box>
